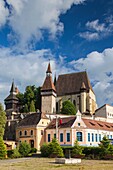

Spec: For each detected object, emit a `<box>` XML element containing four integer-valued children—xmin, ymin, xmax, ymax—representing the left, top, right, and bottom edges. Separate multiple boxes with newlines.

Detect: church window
<box><xmin>41</xmin><ymin>130</ymin><xmax>43</xmax><ymax>135</ymax></box>
<box><xmin>77</xmin><ymin>132</ymin><xmax>82</xmax><ymax>141</ymax></box>
<box><xmin>54</xmin><ymin>133</ymin><xmax>56</xmax><ymax>139</ymax></box>
<box><xmin>73</xmin><ymin>100</ymin><xmax>76</xmax><ymax>106</ymax></box>
<box><xmin>78</xmin><ymin>123</ymin><xmax>80</xmax><ymax>127</ymax></box>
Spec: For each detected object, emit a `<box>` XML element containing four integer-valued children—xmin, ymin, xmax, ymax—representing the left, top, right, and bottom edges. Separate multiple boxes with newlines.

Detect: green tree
<box><xmin>19</xmin><ymin>142</ymin><xmax>31</xmax><ymax>157</ymax></box>
<box><xmin>0</xmin><ymin>137</ymin><xmax>7</xmax><ymax>159</ymax></box>
<box><xmin>30</xmin><ymin>100</ymin><xmax>36</xmax><ymax>112</ymax></box>
<box><xmin>0</xmin><ymin>103</ymin><xmax>6</xmax><ymax>138</ymax></box>
<box><xmin>11</xmin><ymin>147</ymin><xmax>21</xmax><ymax>158</ymax></box>
<box><xmin>99</xmin><ymin>136</ymin><xmax>111</xmax><ymax>158</ymax></box>
<box><xmin>48</xmin><ymin>138</ymin><xmax>64</xmax><ymax>158</ymax></box>
<box><xmin>40</xmin><ymin>143</ymin><xmax>50</xmax><ymax>157</ymax></box>
<box><xmin>17</xmin><ymin>85</ymin><xmax>41</xmax><ymax>113</ymax></box>
<box><xmin>61</xmin><ymin>100</ymin><xmax>76</xmax><ymax>115</ymax></box>
<box><xmin>71</xmin><ymin>140</ymin><xmax>84</xmax><ymax>158</ymax></box>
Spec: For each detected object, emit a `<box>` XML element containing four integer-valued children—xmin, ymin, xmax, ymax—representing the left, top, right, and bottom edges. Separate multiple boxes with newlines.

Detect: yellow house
<box><xmin>16</xmin><ymin>112</ymin><xmax>50</xmax><ymax>151</ymax></box>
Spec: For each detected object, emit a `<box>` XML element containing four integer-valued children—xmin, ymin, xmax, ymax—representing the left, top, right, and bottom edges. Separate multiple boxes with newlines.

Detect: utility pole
<box><xmin>56</xmin><ymin>116</ymin><xmax>58</xmax><ymax>141</ymax></box>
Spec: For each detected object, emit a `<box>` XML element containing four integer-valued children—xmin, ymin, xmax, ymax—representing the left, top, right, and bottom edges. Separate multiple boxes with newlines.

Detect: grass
<box><xmin>1</xmin><ymin>158</ymin><xmax>113</xmax><ymax>170</ymax></box>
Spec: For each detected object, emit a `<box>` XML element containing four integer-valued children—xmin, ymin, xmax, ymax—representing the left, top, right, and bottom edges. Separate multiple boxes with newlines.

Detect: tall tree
<box><xmin>0</xmin><ymin>103</ymin><xmax>6</xmax><ymax>138</ymax></box>
<box><xmin>30</xmin><ymin>100</ymin><xmax>36</xmax><ymax>112</ymax></box>
<box><xmin>61</xmin><ymin>100</ymin><xmax>76</xmax><ymax>115</ymax></box>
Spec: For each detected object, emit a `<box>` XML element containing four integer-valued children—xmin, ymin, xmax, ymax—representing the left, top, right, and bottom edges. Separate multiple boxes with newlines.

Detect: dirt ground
<box><xmin>0</xmin><ymin>158</ymin><xmax>113</xmax><ymax>170</ymax></box>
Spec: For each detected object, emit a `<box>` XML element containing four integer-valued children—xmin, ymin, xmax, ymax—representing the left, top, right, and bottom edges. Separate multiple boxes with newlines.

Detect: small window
<box><xmin>77</xmin><ymin>132</ymin><xmax>82</xmax><ymax>142</ymax></box>
<box><xmin>54</xmin><ymin>133</ymin><xmax>56</xmax><ymax>139</ymax></box>
<box><xmin>88</xmin><ymin>133</ymin><xmax>90</xmax><ymax>142</ymax></box>
<box><xmin>78</xmin><ymin>123</ymin><xmax>80</xmax><ymax>127</ymax></box>
<box><xmin>31</xmin><ymin>130</ymin><xmax>33</xmax><ymax>136</ymax></box>
<box><xmin>67</xmin><ymin>133</ymin><xmax>70</xmax><ymax>142</ymax></box>
<box><xmin>95</xmin><ymin>134</ymin><xmax>98</xmax><ymax>142</ymax></box>
<box><xmin>24</xmin><ymin>130</ymin><xmax>27</xmax><ymax>136</ymax></box>
<box><xmin>60</xmin><ymin>133</ymin><xmax>63</xmax><ymax>142</ymax></box>
<box><xmin>99</xmin><ymin>134</ymin><xmax>101</xmax><ymax>141</ymax></box>
<box><xmin>41</xmin><ymin>130</ymin><xmax>43</xmax><ymax>135</ymax></box>
<box><xmin>19</xmin><ymin>131</ymin><xmax>22</xmax><ymax>136</ymax></box>
<box><xmin>92</xmin><ymin>133</ymin><xmax>94</xmax><ymax>142</ymax></box>
<box><xmin>48</xmin><ymin>134</ymin><xmax>50</xmax><ymax>142</ymax></box>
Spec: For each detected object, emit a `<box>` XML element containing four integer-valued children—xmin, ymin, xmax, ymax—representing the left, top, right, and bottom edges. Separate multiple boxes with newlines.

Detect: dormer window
<box><xmin>78</xmin><ymin>123</ymin><xmax>80</xmax><ymax>127</ymax></box>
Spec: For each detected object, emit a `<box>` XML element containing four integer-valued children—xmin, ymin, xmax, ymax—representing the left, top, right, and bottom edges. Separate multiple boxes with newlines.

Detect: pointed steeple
<box><xmin>46</xmin><ymin>62</ymin><xmax>52</xmax><ymax>76</ymax></box>
<box><xmin>10</xmin><ymin>80</ymin><xmax>15</xmax><ymax>94</ymax></box>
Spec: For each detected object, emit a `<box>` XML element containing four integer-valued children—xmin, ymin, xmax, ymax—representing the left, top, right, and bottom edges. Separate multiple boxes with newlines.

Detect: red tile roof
<box><xmin>46</xmin><ymin>116</ymin><xmax>76</xmax><ymax>129</ymax></box>
<box><xmin>46</xmin><ymin>63</ymin><xmax>52</xmax><ymax>73</ymax></box>
<box><xmin>82</xmin><ymin>118</ymin><xmax>113</xmax><ymax>131</ymax></box>
<box><xmin>41</xmin><ymin>76</ymin><xmax>56</xmax><ymax>92</ymax></box>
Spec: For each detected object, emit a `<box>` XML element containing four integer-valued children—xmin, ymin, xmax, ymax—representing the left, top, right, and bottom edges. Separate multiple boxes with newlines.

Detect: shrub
<box><xmin>7</xmin><ymin>150</ymin><xmax>13</xmax><ymax>158</ymax></box>
<box><xmin>71</xmin><ymin>140</ymin><xmax>85</xmax><ymax>158</ymax></box>
<box><xmin>61</xmin><ymin>100</ymin><xmax>76</xmax><ymax>115</ymax></box>
<box><xmin>40</xmin><ymin>143</ymin><xmax>50</xmax><ymax>157</ymax></box>
<box><xmin>0</xmin><ymin>137</ymin><xmax>7</xmax><ymax>159</ymax></box>
<box><xmin>19</xmin><ymin>142</ymin><xmax>31</xmax><ymax>157</ymax></box>
<box><xmin>41</xmin><ymin>139</ymin><xmax>64</xmax><ymax>158</ymax></box>
<box><xmin>11</xmin><ymin>148</ymin><xmax>21</xmax><ymax>158</ymax></box>
<box><xmin>48</xmin><ymin>138</ymin><xmax>64</xmax><ymax>158</ymax></box>
<box><xmin>30</xmin><ymin>148</ymin><xmax>37</xmax><ymax>153</ymax></box>
<box><xmin>82</xmin><ymin>146</ymin><xmax>101</xmax><ymax>159</ymax></box>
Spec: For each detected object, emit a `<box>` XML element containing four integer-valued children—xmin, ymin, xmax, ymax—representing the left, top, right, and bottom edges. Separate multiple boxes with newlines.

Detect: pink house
<box><xmin>45</xmin><ymin>111</ymin><xmax>113</xmax><ymax>146</ymax></box>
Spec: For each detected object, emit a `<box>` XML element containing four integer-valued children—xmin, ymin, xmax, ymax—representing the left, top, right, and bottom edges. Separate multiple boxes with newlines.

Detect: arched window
<box><xmin>31</xmin><ymin>130</ymin><xmax>33</xmax><ymax>136</ymax></box>
<box><xmin>19</xmin><ymin>131</ymin><xmax>22</xmax><ymax>136</ymax></box>
<box><xmin>77</xmin><ymin>132</ymin><xmax>82</xmax><ymax>141</ymax></box>
<box><xmin>73</xmin><ymin>100</ymin><xmax>76</xmax><ymax>106</ymax></box>
<box><xmin>24</xmin><ymin>130</ymin><xmax>27</xmax><ymax>136</ymax></box>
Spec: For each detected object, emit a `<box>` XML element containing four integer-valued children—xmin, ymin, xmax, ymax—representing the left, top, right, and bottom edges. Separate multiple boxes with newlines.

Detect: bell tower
<box><xmin>41</xmin><ymin>62</ymin><xmax>56</xmax><ymax>114</ymax></box>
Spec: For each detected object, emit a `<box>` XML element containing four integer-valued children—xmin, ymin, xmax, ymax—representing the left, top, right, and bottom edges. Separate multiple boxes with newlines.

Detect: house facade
<box><xmin>45</xmin><ymin>111</ymin><xmax>113</xmax><ymax>147</ymax></box>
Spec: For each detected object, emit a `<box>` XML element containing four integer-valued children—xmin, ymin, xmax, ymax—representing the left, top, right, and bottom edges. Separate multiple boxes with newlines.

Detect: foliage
<box><xmin>61</xmin><ymin>100</ymin><xmax>76</xmax><ymax>115</ymax></box>
<box><xmin>17</xmin><ymin>85</ymin><xmax>41</xmax><ymax>113</ymax></box>
<box><xmin>71</xmin><ymin>140</ymin><xmax>84</xmax><ymax>158</ymax></box>
<box><xmin>30</xmin><ymin>147</ymin><xmax>37</xmax><ymax>153</ymax></box>
<box><xmin>0</xmin><ymin>137</ymin><xmax>7</xmax><ymax>159</ymax></box>
<box><xmin>0</xmin><ymin>103</ymin><xmax>6</xmax><ymax>138</ymax></box>
<box><xmin>30</xmin><ymin>100</ymin><xmax>36</xmax><ymax>112</ymax></box>
<box><xmin>40</xmin><ymin>143</ymin><xmax>50</xmax><ymax>157</ymax></box>
<box><xmin>41</xmin><ymin>139</ymin><xmax>64</xmax><ymax>158</ymax></box>
<box><xmin>82</xmin><ymin>146</ymin><xmax>101</xmax><ymax>159</ymax></box>
<box><xmin>7</xmin><ymin>150</ymin><xmax>13</xmax><ymax>158</ymax></box>
<box><xmin>11</xmin><ymin>147</ymin><xmax>21</xmax><ymax>158</ymax></box>
<box><xmin>19</xmin><ymin>142</ymin><xmax>31</xmax><ymax>157</ymax></box>
<box><xmin>48</xmin><ymin>138</ymin><xmax>64</xmax><ymax>158</ymax></box>
<box><xmin>99</xmin><ymin>136</ymin><xmax>113</xmax><ymax>159</ymax></box>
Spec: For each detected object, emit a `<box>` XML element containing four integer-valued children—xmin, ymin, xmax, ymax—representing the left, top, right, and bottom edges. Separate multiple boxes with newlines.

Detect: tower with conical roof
<box><xmin>4</xmin><ymin>80</ymin><xmax>19</xmax><ymax>113</ymax></box>
<box><xmin>41</xmin><ymin>62</ymin><xmax>56</xmax><ymax>114</ymax></box>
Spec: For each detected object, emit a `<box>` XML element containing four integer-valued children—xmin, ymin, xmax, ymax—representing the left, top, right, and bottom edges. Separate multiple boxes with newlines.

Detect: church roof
<box><xmin>46</xmin><ymin>116</ymin><xmax>76</xmax><ymax>129</ymax></box>
<box><xmin>41</xmin><ymin>75</ymin><xmax>56</xmax><ymax>92</ymax></box>
<box><xmin>17</xmin><ymin>113</ymin><xmax>41</xmax><ymax>127</ymax></box>
<box><xmin>10</xmin><ymin>81</ymin><xmax>15</xmax><ymax>93</ymax></box>
<box><xmin>55</xmin><ymin>71</ymin><xmax>93</xmax><ymax>96</ymax></box>
<box><xmin>4</xmin><ymin>94</ymin><xmax>19</xmax><ymax>101</ymax></box>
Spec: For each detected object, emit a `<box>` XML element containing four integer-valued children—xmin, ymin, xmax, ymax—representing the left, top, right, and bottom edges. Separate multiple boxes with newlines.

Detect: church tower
<box><xmin>4</xmin><ymin>81</ymin><xmax>19</xmax><ymax>113</ymax></box>
<box><xmin>41</xmin><ymin>63</ymin><xmax>56</xmax><ymax>114</ymax></box>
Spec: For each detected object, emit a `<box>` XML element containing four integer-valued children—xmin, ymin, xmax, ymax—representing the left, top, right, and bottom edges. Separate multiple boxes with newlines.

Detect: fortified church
<box><xmin>4</xmin><ymin>63</ymin><xmax>113</xmax><ymax>150</ymax></box>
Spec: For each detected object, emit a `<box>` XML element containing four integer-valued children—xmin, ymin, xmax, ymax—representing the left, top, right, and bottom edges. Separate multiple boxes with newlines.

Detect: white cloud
<box><xmin>0</xmin><ymin>47</ymin><xmax>74</xmax><ymax>105</ymax></box>
<box><xmin>69</xmin><ymin>47</ymin><xmax>113</xmax><ymax>107</ymax></box>
<box><xmin>86</xmin><ymin>19</ymin><xmax>105</xmax><ymax>32</ymax></box>
<box><xmin>79</xmin><ymin>31</ymin><xmax>99</xmax><ymax>40</ymax></box>
<box><xmin>79</xmin><ymin>18</ymin><xmax>113</xmax><ymax>41</ymax></box>
<box><xmin>3</xmin><ymin>0</ymin><xmax>85</xmax><ymax>49</ymax></box>
<box><xmin>0</xmin><ymin>0</ymin><xmax>9</xmax><ymax>26</ymax></box>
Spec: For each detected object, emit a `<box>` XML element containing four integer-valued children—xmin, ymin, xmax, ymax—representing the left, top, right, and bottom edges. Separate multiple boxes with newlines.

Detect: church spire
<box><xmin>46</xmin><ymin>62</ymin><xmax>52</xmax><ymax>76</ymax></box>
<box><xmin>10</xmin><ymin>80</ymin><xmax>15</xmax><ymax>94</ymax></box>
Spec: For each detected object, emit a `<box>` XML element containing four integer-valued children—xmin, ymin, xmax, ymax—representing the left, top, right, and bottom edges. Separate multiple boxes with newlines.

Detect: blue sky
<box><xmin>0</xmin><ymin>0</ymin><xmax>113</xmax><ymax>107</ymax></box>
